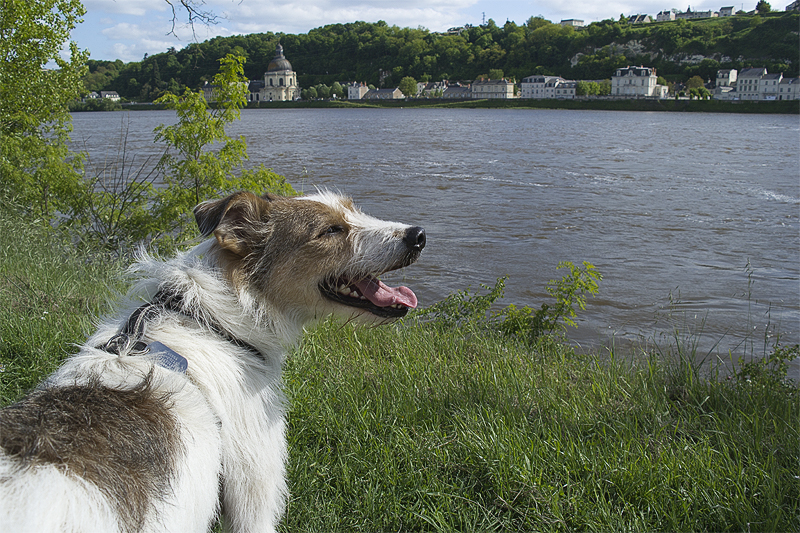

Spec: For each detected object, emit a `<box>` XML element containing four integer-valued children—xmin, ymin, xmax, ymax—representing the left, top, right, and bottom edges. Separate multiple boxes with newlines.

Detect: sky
<box><xmin>70</xmin><ymin>0</ymin><xmax>759</xmax><ymax>63</ymax></box>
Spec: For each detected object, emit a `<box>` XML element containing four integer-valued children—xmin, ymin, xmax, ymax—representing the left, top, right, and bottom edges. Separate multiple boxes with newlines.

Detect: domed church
<box><xmin>251</xmin><ymin>43</ymin><xmax>300</xmax><ymax>102</ymax></box>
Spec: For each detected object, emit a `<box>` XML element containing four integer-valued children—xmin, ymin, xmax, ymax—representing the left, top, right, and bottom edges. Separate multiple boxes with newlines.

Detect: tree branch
<box><xmin>164</xmin><ymin>0</ymin><xmax>219</xmax><ymax>38</ymax></box>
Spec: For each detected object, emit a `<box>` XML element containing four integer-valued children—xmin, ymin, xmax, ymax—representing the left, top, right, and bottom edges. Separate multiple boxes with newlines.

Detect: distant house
<box><xmin>100</xmin><ymin>91</ymin><xmax>120</xmax><ymax>101</ymax></box>
<box><xmin>519</xmin><ymin>75</ymin><xmax>575</xmax><ymax>99</ymax></box>
<box><xmin>778</xmin><ymin>77</ymin><xmax>800</xmax><ymax>100</ymax></box>
<box><xmin>471</xmin><ymin>79</ymin><xmax>515</xmax><ymax>99</ymax></box>
<box><xmin>656</xmin><ymin>10</ymin><xmax>676</xmax><ymax>21</ymax></box>
<box><xmin>628</xmin><ymin>14</ymin><xmax>652</xmax><ymax>24</ymax></box>
<box><xmin>719</xmin><ymin>6</ymin><xmax>735</xmax><ymax>16</ymax></box>
<box><xmin>560</xmin><ymin>19</ymin><xmax>584</xmax><ymax>28</ymax></box>
<box><xmin>676</xmin><ymin>7</ymin><xmax>718</xmax><ymax>19</ymax></box>
<box><xmin>347</xmin><ymin>82</ymin><xmax>369</xmax><ymax>100</ymax></box>
<box><xmin>611</xmin><ymin>66</ymin><xmax>667</xmax><ymax>98</ymax></box>
<box><xmin>716</xmin><ymin>69</ymin><xmax>737</xmax><ymax>87</ymax></box>
<box><xmin>713</xmin><ymin>67</ymin><xmax>794</xmax><ymax>101</ymax></box>
<box><xmin>737</xmin><ymin>67</ymin><xmax>768</xmax><ymax>100</ymax></box>
<box><xmin>442</xmin><ymin>83</ymin><xmax>471</xmax><ymax>99</ymax></box>
<box><xmin>362</xmin><ymin>88</ymin><xmax>403</xmax><ymax>100</ymax></box>
<box><xmin>787</xmin><ymin>1</ymin><xmax>800</xmax><ymax>11</ymax></box>
<box><xmin>759</xmin><ymin>73</ymin><xmax>783</xmax><ymax>100</ymax></box>
<box><xmin>416</xmin><ymin>81</ymin><xmax>447</xmax><ymax>97</ymax></box>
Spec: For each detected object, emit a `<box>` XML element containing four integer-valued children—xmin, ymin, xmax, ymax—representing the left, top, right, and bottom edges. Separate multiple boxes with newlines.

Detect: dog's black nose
<box><xmin>404</xmin><ymin>226</ymin><xmax>426</xmax><ymax>251</ymax></box>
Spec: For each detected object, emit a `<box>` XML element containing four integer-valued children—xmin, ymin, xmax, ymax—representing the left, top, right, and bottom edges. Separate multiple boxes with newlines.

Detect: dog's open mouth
<box><xmin>320</xmin><ymin>275</ymin><xmax>418</xmax><ymax>318</ymax></box>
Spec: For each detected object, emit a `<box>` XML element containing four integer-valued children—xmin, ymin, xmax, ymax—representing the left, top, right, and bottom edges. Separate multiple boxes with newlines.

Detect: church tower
<box><xmin>261</xmin><ymin>44</ymin><xmax>300</xmax><ymax>101</ymax></box>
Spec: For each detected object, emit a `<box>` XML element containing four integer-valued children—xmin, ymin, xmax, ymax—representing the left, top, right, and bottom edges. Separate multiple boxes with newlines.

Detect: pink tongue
<box><xmin>355</xmin><ymin>278</ymin><xmax>418</xmax><ymax>309</ymax></box>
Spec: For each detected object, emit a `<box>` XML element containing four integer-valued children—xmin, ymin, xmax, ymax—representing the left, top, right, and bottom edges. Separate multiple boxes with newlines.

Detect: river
<box><xmin>70</xmin><ymin>108</ymin><xmax>800</xmax><ymax>376</ymax></box>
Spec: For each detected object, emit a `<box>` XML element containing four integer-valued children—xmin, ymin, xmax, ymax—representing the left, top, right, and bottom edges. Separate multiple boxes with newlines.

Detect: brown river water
<box><xmin>70</xmin><ymin>108</ymin><xmax>800</xmax><ymax>377</ymax></box>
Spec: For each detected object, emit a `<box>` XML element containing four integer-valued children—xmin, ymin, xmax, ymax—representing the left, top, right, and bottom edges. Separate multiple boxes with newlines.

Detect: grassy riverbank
<box><xmin>1</xmin><ymin>211</ymin><xmax>798</xmax><ymax>531</ymax></box>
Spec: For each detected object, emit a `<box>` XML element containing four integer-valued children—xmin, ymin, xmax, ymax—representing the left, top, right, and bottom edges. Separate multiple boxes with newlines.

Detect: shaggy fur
<box><xmin>0</xmin><ymin>191</ymin><xmax>425</xmax><ymax>533</ymax></box>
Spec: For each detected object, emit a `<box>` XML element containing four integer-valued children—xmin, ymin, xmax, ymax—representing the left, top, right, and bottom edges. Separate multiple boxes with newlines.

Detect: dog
<box><xmin>0</xmin><ymin>190</ymin><xmax>426</xmax><ymax>533</ymax></box>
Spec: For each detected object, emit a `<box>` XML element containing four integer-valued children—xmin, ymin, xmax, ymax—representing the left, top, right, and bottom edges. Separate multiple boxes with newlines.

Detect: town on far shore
<box><xmin>89</xmin><ymin>3</ymin><xmax>800</xmax><ymax>106</ymax></box>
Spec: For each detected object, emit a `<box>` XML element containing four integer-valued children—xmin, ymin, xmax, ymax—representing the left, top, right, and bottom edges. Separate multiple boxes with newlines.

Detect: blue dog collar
<box><xmin>147</xmin><ymin>341</ymin><xmax>188</xmax><ymax>373</ymax></box>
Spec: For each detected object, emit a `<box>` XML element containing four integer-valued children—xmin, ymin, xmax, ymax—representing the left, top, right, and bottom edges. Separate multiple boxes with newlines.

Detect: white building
<box><xmin>519</xmin><ymin>75</ymin><xmax>576</xmax><ymax>99</ymax></box>
<box><xmin>260</xmin><ymin>44</ymin><xmax>300</xmax><ymax>101</ymax></box>
<box><xmin>778</xmin><ymin>77</ymin><xmax>800</xmax><ymax>100</ymax></box>
<box><xmin>716</xmin><ymin>69</ymin><xmax>737</xmax><ymax>87</ymax></box>
<box><xmin>560</xmin><ymin>19</ymin><xmax>584</xmax><ymax>27</ymax></box>
<box><xmin>736</xmin><ymin>67</ymin><xmax>768</xmax><ymax>100</ymax></box>
<box><xmin>628</xmin><ymin>14</ymin><xmax>652</xmax><ymax>23</ymax></box>
<box><xmin>416</xmin><ymin>81</ymin><xmax>447</xmax><ymax>97</ymax></box>
<box><xmin>611</xmin><ymin>66</ymin><xmax>667</xmax><ymax>98</ymax></box>
<box><xmin>471</xmin><ymin>79</ymin><xmax>515</xmax><ymax>99</ymax></box>
<box><xmin>676</xmin><ymin>8</ymin><xmax>718</xmax><ymax>19</ymax></box>
<box><xmin>712</xmin><ymin>67</ymin><xmax>798</xmax><ymax>101</ymax></box>
<box><xmin>719</xmin><ymin>6</ymin><xmax>735</xmax><ymax>16</ymax></box>
<box><xmin>362</xmin><ymin>88</ymin><xmax>404</xmax><ymax>100</ymax></box>
<box><xmin>759</xmin><ymin>73</ymin><xmax>783</xmax><ymax>100</ymax></box>
<box><xmin>347</xmin><ymin>82</ymin><xmax>369</xmax><ymax>100</ymax></box>
<box><xmin>205</xmin><ymin>44</ymin><xmax>300</xmax><ymax>103</ymax></box>
<box><xmin>657</xmin><ymin>10</ymin><xmax>676</xmax><ymax>21</ymax></box>
<box><xmin>99</xmin><ymin>91</ymin><xmax>120</xmax><ymax>101</ymax></box>
<box><xmin>442</xmin><ymin>84</ymin><xmax>471</xmax><ymax>99</ymax></box>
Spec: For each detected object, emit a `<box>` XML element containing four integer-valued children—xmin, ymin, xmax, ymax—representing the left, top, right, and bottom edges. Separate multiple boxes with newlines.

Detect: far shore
<box><xmin>79</xmin><ymin>98</ymin><xmax>800</xmax><ymax>114</ymax></box>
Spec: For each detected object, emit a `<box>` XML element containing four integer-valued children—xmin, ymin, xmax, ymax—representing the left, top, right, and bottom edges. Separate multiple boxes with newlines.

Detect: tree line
<box><xmin>84</xmin><ymin>12</ymin><xmax>799</xmax><ymax>101</ymax></box>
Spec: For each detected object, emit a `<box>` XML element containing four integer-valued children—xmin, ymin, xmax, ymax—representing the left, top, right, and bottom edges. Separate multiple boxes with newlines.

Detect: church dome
<box><xmin>267</xmin><ymin>44</ymin><xmax>292</xmax><ymax>72</ymax></box>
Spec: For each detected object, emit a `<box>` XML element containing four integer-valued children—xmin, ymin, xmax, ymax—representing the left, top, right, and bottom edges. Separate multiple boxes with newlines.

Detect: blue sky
<box><xmin>70</xmin><ymin>1</ymin><xmax>759</xmax><ymax>63</ymax></box>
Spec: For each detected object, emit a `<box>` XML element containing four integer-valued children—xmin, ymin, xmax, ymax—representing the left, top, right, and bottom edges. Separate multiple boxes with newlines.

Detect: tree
<box><xmin>756</xmin><ymin>0</ymin><xmax>771</xmax><ymax>13</ymax></box>
<box><xmin>0</xmin><ymin>0</ymin><xmax>89</xmax><ymax>220</ymax></box>
<box><xmin>152</xmin><ymin>55</ymin><xmax>294</xmax><ymax>244</ymax></box>
<box><xmin>686</xmin><ymin>75</ymin><xmax>705</xmax><ymax>89</ymax></box>
<box><xmin>398</xmin><ymin>76</ymin><xmax>417</xmax><ymax>97</ymax></box>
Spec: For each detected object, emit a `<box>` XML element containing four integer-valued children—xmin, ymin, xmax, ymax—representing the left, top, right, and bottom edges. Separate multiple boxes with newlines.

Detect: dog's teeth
<box><xmin>351</xmin><ymin>290</ymin><xmax>360</xmax><ymax>298</ymax></box>
<box><xmin>339</xmin><ymin>285</ymin><xmax>351</xmax><ymax>295</ymax></box>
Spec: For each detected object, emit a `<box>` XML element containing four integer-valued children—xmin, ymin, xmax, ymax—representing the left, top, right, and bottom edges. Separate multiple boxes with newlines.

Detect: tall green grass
<box><xmin>284</xmin><ymin>318</ymin><xmax>799</xmax><ymax>531</ymax></box>
<box><xmin>0</xmin><ymin>209</ymin><xmax>125</xmax><ymax>404</ymax></box>
<box><xmin>1</xmin><ymin>211</ymin><xmax>797</xmax><ymax>531</ymax></box>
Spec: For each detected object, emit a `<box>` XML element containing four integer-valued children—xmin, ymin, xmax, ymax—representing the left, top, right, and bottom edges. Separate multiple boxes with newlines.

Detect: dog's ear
<box><xmin>194</xmin><ymin>192</ymin><xmax>273</xmax><ymax>256</ymax></box>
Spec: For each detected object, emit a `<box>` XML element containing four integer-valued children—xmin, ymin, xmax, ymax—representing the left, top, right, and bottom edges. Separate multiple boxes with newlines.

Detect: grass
<box><xmin>2</xmin><ymin>210</ymin><xmax>798</xmax><ymax>531</ymax></box>
<box><xmin>0</xmin><ymin>210</ymin><xmax>126</xmax><ymax>404</ymax></box>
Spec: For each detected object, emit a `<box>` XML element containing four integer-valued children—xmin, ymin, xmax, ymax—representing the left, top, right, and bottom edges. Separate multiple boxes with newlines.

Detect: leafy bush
<box><xmin>76</xmin><ymin>54</ymin><xmax>296</xmax><ymax>253</ymax></box>
<box><xmin>416</xmin><ymin>261</ymin><xmax>602</xmax><ymax>343</ymax></box>
<box><xmin>735</xmin><ymin>343</ymin><xmax>799</xmax><ymax>392</ymax></box>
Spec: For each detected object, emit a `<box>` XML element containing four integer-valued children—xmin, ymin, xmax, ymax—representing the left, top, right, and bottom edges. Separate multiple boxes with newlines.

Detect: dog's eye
<box><xmin>320</xmin><ymin>225</ymin><xmax>345</xmax><ymax>237</ymax></box>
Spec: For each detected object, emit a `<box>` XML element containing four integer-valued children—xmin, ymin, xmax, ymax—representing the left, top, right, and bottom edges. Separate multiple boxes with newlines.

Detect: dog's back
<box><xmin>0</xmin><ymin>191</ymin><xmax>425</xmax><ymax>532</ymax></box>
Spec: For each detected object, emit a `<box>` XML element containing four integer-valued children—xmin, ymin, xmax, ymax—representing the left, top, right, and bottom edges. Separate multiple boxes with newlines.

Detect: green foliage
<box><xmin>688</xmin><ymin>86</ymin><xmax>711</xmax><ymax>99</ymax></box>
<box><xmin>0</xmin><ymin>208</ymin><xmax>124</xmax><ymax>405</ymax></box>
<box><xmin>85</xmin><ymin>14</ymin><xmax>799</xmax><ymax>101</ymax></box>
<box><xmin>417</xmin><ymin>261</ymin><xmax>602</xmax><ymax>344</ymax></box>
<box><xmin>756</xmin><ymin>0</ymin><xmax>771</xmax><ymax>13</ymax></box>
<box><xmin>0</xmin><ymin>0</ymin><xmax>89</xmax><ymax>220</ymax></box>
<box><xmin>398</xmin><ymin>76</ymin><xmax>417</xmax><ymax>97</ymax></box>
<box><xmin>68</xmin><ymin>97</ymin><xmax>123</xmax><ymax>112</ymax></box>
<box><xmin>735</xmin><ymin>343</ymin><xmax>799</xmax><ymax>392</ymax></box>
<box><xmin>151</xmin><ymin>54</ymin><xmax>295</xmax><ymax>244</ymax></box>
<box><xmin>497</xmin><ymin>261</ymin><xmax>602</xmax><ymax>341</ymax></box>
<box><xmin>71</xmin><ymin>55</ymin><xmax>295</xmax><ymax>252</ymax></box>
<box><xmin>281</xmin><ymin>315</ymin><xmax>799</xmax><ymax>531</ymax></box>
<box><xmin>686</xmin><ymin>75</ymin><xmax>705</xmax><ymax>88</ymax></box>
<box><xmin>576</xmin><ymin>80</ymin><xmax>611</xmax><ymax>96</ymax></box>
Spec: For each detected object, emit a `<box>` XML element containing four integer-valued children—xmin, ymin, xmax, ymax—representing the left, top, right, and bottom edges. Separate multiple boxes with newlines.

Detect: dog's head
<box><xmin>193</xmin><ymin>191</ymin><xmax>425</xmax><ymax>323</ymax></box>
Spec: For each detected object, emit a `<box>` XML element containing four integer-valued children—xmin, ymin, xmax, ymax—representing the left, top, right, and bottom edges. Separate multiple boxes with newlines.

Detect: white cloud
<box><xmin>82</xmin><ymin>0</ymin><xmax>166</xmax><ymax>16</ymax></box>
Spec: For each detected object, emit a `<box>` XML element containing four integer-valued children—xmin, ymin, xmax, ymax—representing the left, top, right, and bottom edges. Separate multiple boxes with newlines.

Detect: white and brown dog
<box><xmin>0</xmin><ymin>190</ymin><xmax>425</xmax><ymax>533</ymax></box>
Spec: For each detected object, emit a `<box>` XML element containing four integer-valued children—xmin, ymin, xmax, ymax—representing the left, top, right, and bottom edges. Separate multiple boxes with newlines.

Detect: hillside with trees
<box><xmin>83</xmin><ymin>12</ymin><xmax>799</xmax><ymax>101</ymax></box>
